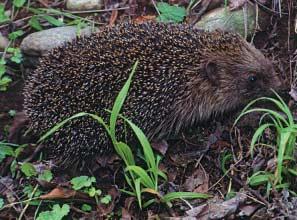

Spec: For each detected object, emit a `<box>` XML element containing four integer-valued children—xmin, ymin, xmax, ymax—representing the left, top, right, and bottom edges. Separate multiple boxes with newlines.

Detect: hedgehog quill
<box><xmin>24</xmin><ymin>23</ymin><xmax>282</xmax><ymax>166</ymax></box>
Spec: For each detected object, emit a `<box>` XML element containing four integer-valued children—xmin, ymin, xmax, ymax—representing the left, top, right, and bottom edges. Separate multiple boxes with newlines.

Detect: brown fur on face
<box><xmin>23</xmin><ymin>23</ymin><xmax>282</xmax><ymax>165</ymax></box>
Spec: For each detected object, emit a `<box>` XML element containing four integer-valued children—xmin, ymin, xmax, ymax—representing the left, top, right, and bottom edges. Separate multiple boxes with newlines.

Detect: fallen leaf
<box><xmin>289</xmin><ymin>87</ymin><xmax>297</xmax><ymax>101</ymax></box>
<box><xmin>186</xmin><ymin>193</ymin><xmax>247</xmax><ymax>219</ymax></box>
<box><xmin>134</xmin><ymin>15</ymin><xmax>156</xmax><ymax>24</ymax></box>
<box><xmin>151</xmin><ymin>140</ymin><xmax>168</xmax><ymax>155</ymax></box>
<box><xmin>183</xmin><ymin>168</ymin><xmax>209</xmax><ymax>193</ymax></box>
<box><xmin>40</xmin><ymin>186</ymin><xmax>90</xmax><ymax>201</ymax></box>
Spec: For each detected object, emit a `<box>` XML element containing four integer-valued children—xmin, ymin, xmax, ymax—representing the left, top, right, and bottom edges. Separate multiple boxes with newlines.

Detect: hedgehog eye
<box><xmin>248</xmin><ymin>75</ymin><xmax>257</xmax><ymax>83</ymax></box>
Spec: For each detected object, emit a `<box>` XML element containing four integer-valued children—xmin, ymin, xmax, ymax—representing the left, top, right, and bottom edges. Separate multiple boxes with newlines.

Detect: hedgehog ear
<box><xmin>204</xmin><ymin>61</ymin><xmax>218</xmax><ymax>85</ymax></box>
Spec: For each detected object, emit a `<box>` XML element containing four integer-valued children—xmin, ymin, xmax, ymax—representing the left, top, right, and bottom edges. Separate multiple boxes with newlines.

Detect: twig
<box><xmin>210</xmin><ymin>158</ymin><xmax>270</xmax><ymax>207</ymax></box>
<box><xmin>62</xmin><ymin>6</ymin><xmax>130</xmax><ymax>14</ymax></box>
<box><xmin>18</xmin><ymin>184</ymin><xmax>39</xmax><ymax>220</ymax></box>
<box><xmin>230</xmin><ymin>175</ymin><xmax>269</xmax><ymax>207</ymax></box>
<box><xmin>190</xmin><ymin>0</ymin><xmax>211</xmax><ymax>26</ymax></box>
<box><xmin>151</xmin><ymin>0</ymin><xmax>161</xmax><ymax>17</ymax></box>
<box><xmin>0</xmin><ymin>15</ymin><xmax>33</xmax><ymax>29</ymax></box>
<box><xmin>208</xmin><ymin>158</ymin><xmax>242</xmax><ymax>191</ymax></box>
<box><xmin>1</xmin><ymin>196</ymin><xmax>40</xmax><ymax>210</ymax></box>
<box><xmin>254</xmin><ymin>0</ymin><xmax>288</xmax><ymax>15</ymax></box>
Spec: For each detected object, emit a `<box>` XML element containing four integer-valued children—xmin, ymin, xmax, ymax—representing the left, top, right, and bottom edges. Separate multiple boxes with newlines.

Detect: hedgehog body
<box><xmin>24</xmin><ymin>23</ymin><xmax>281</xmax><ymax>165</ymax></box>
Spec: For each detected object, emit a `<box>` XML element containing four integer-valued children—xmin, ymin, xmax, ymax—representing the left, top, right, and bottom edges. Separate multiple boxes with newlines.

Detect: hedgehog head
<box><xmin>166</xmin><ymin>32</ymin><xmax>283</xmax><ymax>135</ymax></box>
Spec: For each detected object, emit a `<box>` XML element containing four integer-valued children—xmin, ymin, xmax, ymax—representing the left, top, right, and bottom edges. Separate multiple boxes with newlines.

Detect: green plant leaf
<box><xmin>38</xmin><ymin>170</ymin><xmax>53</xmax><ymax>182</ymax></box>
<box><xmin>81</xmin><ymin>204</ymin><xmax>92</xmax><ymax>212</ymax></box>
<box><xmin>121</xmin><ymin>117</ymin><xmax>158</xmax><ymax>181</ymax></box>
<box><xmin>0</xmin><ymin>63</ymin><xmax>5</xmax><ymax>78</ymax></box>
<box><xmin>162</xmin><ymin>192</ymin><xmax>209</xmax><ymax>203</ymax></box>
<box><xmin>221</xmin><ymin>152</ymin><xmax>233</xmax><ymax>174</ymax></box>
<box><xmin>0</xmin><ymin>197</ymin><xmax>4</xmax><ymax>209</ymax></box>
<box><xmin>0</xmin><ymin>144</ymin><xmax>15</xmax><ymax>162</ymax></box>
<box><xmin>250</xmin><ymin>123</ymin><xmax>274</xmax><ymax>157</ymax></box>
<box><xmin>29</xmin><ymin>16</ymin><xmax>43</xmax><ymax>31</ymax></box>
<box><xmin>21</xmin><ymin>162</ymin><xmax>37</xmax><ymax>177</ymax></box>
<box><xmin>125</xmin><ymin>166</ymin><xmax>155</xmax><ymax>189</ymax></box>
<box><xmin>70</xmin><ymin>176</ymin><xmax>96</xmax><ymax>190</ymax></box>
<box><xmin>22</xmin><ymin>184</ymin><xmax>42</xmax><ymax>205</ymax></box>
<box><xmin>7</xmin><ymin>47</ymin><xmax>22</xmax><ymax>64</ymax></box>
<box><xmin>8</xmin><ymin>110</ymin><xmax>16</xmax><ymax>117</ymax></box>
<box><xmin>0</xmin><ymin>76</ymin><xmax>12</xmax><ymax>91</ymax></box>
<box><xmin>135</xmin><ymin>178</ymin><xmax>142</xmax><ymax>208</ymax></box>
<box><xmin>8</xmin><ymin>30</ymin><xmax>24</xmax><ymax>40</ymax></box>
<box><xmin>248</xmin><ymin>172</ymin><xmax>274</xmax><ymax>186</ymax></box>
<box><xmin>87</xmin><ymin>187</ymin><xmax>101</xmax><ymax>197</ymax></box>
<box><xmin>143</xmin><ymin>198</ymin><xmax>156</xmax><ymax>208</ymax></box>
<box><xmin>100</xmin><ymin>195</ymin><xmax>112</xmax><ymax>204</ymax></box>
<box><xmin>36</xmin><ymin>204</ymin><xmax>70</xmax><ymax>220</ymax></box>
<box><xmin>0</xmin><ymin>4</ymin><xmax>9</xmax><ymax>23</ymax></box>
<box><xmin>110</xmin><ymin>60</ymin><xmax>138</xmax><ymax>139</ymax></box>
<box><xmin>13</xmin><ymin>0</ymin><xmax>26</xmax><ymax>8</ymax></box>
<box><xmin>275</xmin><ymin>182</ymin><xmax>290</xmax><ymax>189</ymax></box>
<box><xmin>275</xmin><ymin>131</ymin><xmax>291</xmax><ymax>184</ymax></box>
<box><xmin>156</xmin><ymin>2</ymin><xmax>186</xmax><ymax>23</ymax></box>
<box><xmin>39</xmin><ymin>113</ymin><xmax>109</xmax><ymax>143</ymax></box>
<box><xmin>42</xmin><ymin>15</ymin><xmax>64</xmax><ymax>27</ymax></box>
<box><xmin>116</xmin><ymin>141</ymin><xmax>135</xmax><ymax>166</ymax></box>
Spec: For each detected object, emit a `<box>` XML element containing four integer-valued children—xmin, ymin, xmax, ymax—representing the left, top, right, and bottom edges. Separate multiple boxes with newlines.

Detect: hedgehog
<box><xmin>23</xmin><ymin>22</ymin><xmax>282</xmax><ymax>166</ymax></box>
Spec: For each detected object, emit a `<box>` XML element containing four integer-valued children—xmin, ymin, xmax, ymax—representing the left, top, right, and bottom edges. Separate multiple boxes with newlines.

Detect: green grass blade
<box><xmin>125</xmin><ymin>166</ymin><xmax>155</xmax><ymax>189</ymax></box>
<box><xmin>162</xmin><ymin>192</ymin><xmax>209</xmax><ymax>203</ymax></box>
<box><xmin>237</xmin><ymin>108</ymin><xmax>289</xmax><ymax>127</ymax></box>
<box><xmin>110</xmin><ymin>60</ymin><xmax>138</xmax><ymax>138</ymax></box>
<box><xmin>116</xmin><ymin>142</ymin><xmax>135</xmax><ymax>166</ymax></box>
<box><xmin>124</xmin><ymin>172</ymin><xmax>136</xmax><ymax>194</ymax></box>
<box><xmin>38</xmin><ymin>112</ymin><xmax>108</xmax><ymax>143</ymax></box>
<box><xmin>250</xmin><ymin>123</ymin><xmax>274</xmax><ymax>157</ymax></box>
<box><xmin>275</xmin><ymin>131</ymin><xmax>291</xmax><ymax>184</ymax></box>
<box><xmin>248</xmin><ymin>172</ymin><xmax>274</xmax><ymax>186</ymax></box>
<box><xmin>234</xmin><ymin>97</ymin><xmax>271</xmax><ymax>126</ymax></box>
<box><xmin>135</xmin><ymin>178</ymin><xmax>142</xmax><ymax>209</ymax></box>
<box><xmin>143</xmin><ymin>199</ymin><xmax>156</xmax><ymax>208</ymax></box>
<box><xmin>271</xmin><ymin>90</ymin><xmax>294</xmax><ymax>125</ymax></box>
<box><xmin>119</xmin><ymin>189</ymin><xmax>136</xmax><ymax>196</ymax></box>
<box><xmin>121</xmin><ymin>117</ymin><xmax>156</xmax><ymax>171</ymax></box>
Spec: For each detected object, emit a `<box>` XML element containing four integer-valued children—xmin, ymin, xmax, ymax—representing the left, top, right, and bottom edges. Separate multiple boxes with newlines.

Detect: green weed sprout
<box><xmin>234</xmin><ymin>90</ymin><xmax>297</xmax><ymax>190</ymax></box>
<box><xmin>39</xmin><ymin>61</ymin><xmax>209</xmax><ymax>208</ymax></box>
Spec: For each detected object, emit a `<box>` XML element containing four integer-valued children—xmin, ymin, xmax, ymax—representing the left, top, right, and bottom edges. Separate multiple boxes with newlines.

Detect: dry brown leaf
<box><xmin>40</xmin><ymin>187</ymin><xmax>77</xmax><ymax>199</ymax></box>
<box><xmin>134</xmin><ymin>15</ymin><xmax>156</xmax><ymax>24</ymax></box>
<box><xmin>183</xmin><ymin>168</ymin><xmax>209</xmax><ymax>193</ymax></box>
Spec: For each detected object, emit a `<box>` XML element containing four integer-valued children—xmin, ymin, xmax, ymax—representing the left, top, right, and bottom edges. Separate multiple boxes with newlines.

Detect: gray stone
<box><xmin>0</xmin><ymin>33</ymin><xmax>9</xmax><ymax>51</ymax></box>
<box><xmin>20</xmin><ymin>26</ymin><xmax>96</xmax><ymax>56</ymax></box>
<box><xmin>195</xmin><ymin>4</ymin><xmax>268</xmax><ymax>37</ymax></box>
<box><xmin>66</xmin><ymin>0</ymin><xmax>103</xmax><ymax>11</ymax></box>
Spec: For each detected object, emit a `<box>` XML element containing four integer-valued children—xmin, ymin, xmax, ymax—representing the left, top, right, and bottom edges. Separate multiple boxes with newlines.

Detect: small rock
<box><xmin>20</xmin><ymin>26</ymin><xmax>96</xmax><ymax>56</ymax></box>
<box><xmin>0</xmin><ymin>33</ymin><xmax>9</xmax><ymax>51</ymax></box>
<box><xmin>66</xmin><ymin>0</ymin><xmax>103</xmax><ymax>11</ymax></box>
<box><xmin>195</xmin><ymin>4</ymin><xmax>268</xmax><ymax>37</ymax></box>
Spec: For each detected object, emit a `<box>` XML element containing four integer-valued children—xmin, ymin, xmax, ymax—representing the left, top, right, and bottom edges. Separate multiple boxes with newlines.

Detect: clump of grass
<box><xmin>39</xmin><ymin>61</ymin><xmax>209</xmax><ymax>209</ymax></box>
<box><xmin>234</xmin><ymin>90</ymin><xmax>297</xmax><ymax>193</ymax></box>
